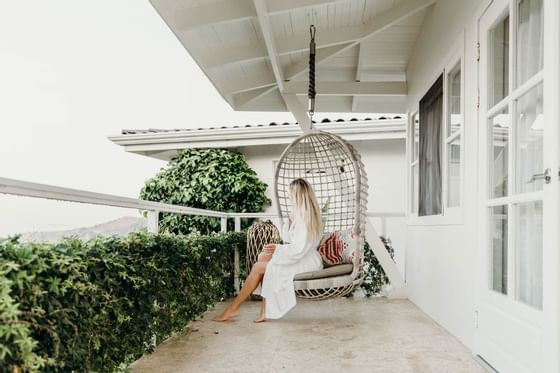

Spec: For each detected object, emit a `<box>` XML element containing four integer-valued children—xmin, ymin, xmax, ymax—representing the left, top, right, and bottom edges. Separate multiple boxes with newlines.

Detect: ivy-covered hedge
<box><xmin>0</xmin><ymin>232</ymin><xmax>246</xmax><ymax>372</ymax></box>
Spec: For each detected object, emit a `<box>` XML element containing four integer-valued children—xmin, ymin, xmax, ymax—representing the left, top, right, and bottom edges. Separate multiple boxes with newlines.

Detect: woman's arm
<box><xmin>272</xmin><ymin>223</ymin><xmax>316</xmax><ymax>266</ymax></box>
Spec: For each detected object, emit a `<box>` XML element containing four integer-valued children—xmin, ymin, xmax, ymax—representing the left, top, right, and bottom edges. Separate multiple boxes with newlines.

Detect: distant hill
<box><xmin>19</xmin><ymin>216</ymin><xmax>147</xmax><ymax>243</ymax></box>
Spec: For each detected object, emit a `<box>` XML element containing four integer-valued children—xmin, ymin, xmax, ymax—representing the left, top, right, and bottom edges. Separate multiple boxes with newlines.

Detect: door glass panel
<box><xmin>515</xmin><ymin>201</ymin><xmax>543</xmax><ymax>309</ymax></box>
<box><xmin>516</xmin><ymin>83</ymin><xmax>543</xmax><ymax>193</ymax></box>
<box><xmin>491</xmin><ymin>205</ymin><xmax>508</xmax><ymax>294</ymax></box>
<box><xmin>516</xmin><ymin>0</ymin><xmax>543</xmax><ymax>86</ymax></box>
<box><xmin>447</xmin><ymin>62</ymin><xmax>462</xmax><ymax>137</ymax></box>
<box><xmin>490</xmin><ymin>109</ymin><xmax>510</xmax><ymax>198</ymax></box>
<box><xmin>489</xmin><ymin>14</ymin><xmax>510</xmax><ymax>108</ymax></box>
<box><xmin>447</xmin><ymin>139</ymin><xmax>461</xmax><ymax>207</ymax></box>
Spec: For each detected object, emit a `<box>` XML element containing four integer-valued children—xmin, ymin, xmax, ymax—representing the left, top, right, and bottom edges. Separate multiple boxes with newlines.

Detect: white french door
<box><xmin>477</xmin><ymin>0</ymin><xmax>558</xmax><ymax>372</ymax></box>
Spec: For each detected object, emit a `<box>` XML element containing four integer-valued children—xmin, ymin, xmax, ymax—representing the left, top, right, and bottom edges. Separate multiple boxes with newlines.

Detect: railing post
<box><xmin>220</xmin><ymin>217</ymin><xmax>227</xmax><ymax>233</ymax></box>
<box><xmin>233</xmin><ymin>216</ymin><xmax>241</xmax><ymax>294</ymax></box>
<box><xmin>147</xmin><ymin>210</ymin><xmax>159</xmax><ymax>233</ymax></box>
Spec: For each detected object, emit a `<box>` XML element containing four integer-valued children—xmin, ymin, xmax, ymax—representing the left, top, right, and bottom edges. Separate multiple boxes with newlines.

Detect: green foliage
<box><xmin>140</xmin><ymin>149</ymin><xmax>271</xmax><ymax>234</ymax></box>
<box><xmin>356</xmin><ymin>237</ymin><xmax>395</xmax><ymax>297</ymax></box>
<box><xmin>0</xmin><ymin>232</ymin><xmax>246</xmax><ymax>372</ymax></box>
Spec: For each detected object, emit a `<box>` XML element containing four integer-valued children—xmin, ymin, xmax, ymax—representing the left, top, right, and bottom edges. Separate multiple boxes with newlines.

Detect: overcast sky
<box><xmin>0</xmin><ymin>1</ymin><xmax>359</xmax><ymax>236</ymax></box>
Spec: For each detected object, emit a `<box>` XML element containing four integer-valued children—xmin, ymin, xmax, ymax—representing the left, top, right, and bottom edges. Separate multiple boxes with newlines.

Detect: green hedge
<box><xmin>0</xmin><ymin>232</ymin><xmax>247</xmax><ymax>372</ymax></box>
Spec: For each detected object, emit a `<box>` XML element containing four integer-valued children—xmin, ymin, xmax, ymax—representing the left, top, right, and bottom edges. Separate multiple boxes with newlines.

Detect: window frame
<box><xmin>407</xmin><ymin>36</ymin><xmax>465</xmax><ymax>225</ymax></box>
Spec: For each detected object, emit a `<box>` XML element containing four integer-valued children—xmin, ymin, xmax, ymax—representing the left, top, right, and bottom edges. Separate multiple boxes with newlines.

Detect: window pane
<box><xmin>412</xmin><ymin>164</ymin><xmax>419</xmax><ymax>214</ymax></box>
<box><xmin>489</xmin><ymin>109</ymin><xmax>510</xmax><ymax>198</ymax></box>
<box><xmin>491</xmin><ymin>205</ymin><xmax>508</xmax><ymax>294</ymax></box>
<box><xmin>419</xmin><ymin>75</ymin><xmax>443</xmax><ymax>216</ymax></box>
<box><xmin>447</xmin><ymin>62</ymin><xmax>461</xmax><ymax>137</ymax></box>
<box><xmin>516</xmin><ymin>83</ymin><xmax>543</xmax><ymax>193</ymax></box>
<box><xmin>414</xmin><ymin>114</ymin><xmax>420</xmax><ymax>161</ymax></box>
<box><xmin>515</xmin><ymin>200</ymin><xmax>543</xmax><ymax>309</ymax></box>
<box><xmin>516</xmin><ymin>0</ymin><xmax>543</xmax><ymax>86</ymax></box>
<box><xmin>489</xmin><ymin>14</ymin><xmax>510</xmax><ymax>107</ymax></box>
<box><xmin>447</xmin><ymin>138</ymin><xmax>461</xmax><ymax>207</ymax></box>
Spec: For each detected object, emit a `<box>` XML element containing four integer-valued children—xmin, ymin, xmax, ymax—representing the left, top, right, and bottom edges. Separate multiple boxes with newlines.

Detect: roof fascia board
<box><xmin>109</xmin><ymin>119</ymin><xmax>406</xmax><ymax>150</ymax></box>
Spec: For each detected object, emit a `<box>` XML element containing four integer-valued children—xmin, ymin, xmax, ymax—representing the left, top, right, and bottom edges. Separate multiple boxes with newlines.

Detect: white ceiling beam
<box><xmin>201</xmin><ymin>44</ymin><xmax>268</xmax><ymax>68</ymax></box>
<box><xmin>276</xmin><ymin>24</ymin><xmax>362</xmax><ymax>55</ymax></box>
<box><xmin>284</xmin><ymin>0</ymin><xmax>436</xmax><ymax>79</ymax></box>
<box><xmin>285</xmin><ymin>43</ymin><xmax>352</xmax><ymax>78</ymax></box>
<box><xmin>253</xmin><ymin>0</ymin><xmax>310</xmax><ymax>130</ymax></box>
<box><xmin>352</xmin><ymin>43</ymin><xmax>363</xmax><ymax>112</ymax></box>
<box><xmin>267</xmin><ymin>0</ymin><xmax>350</xmax><ymax>15</ymax></box>
<box><xmin>283</xmin><ymin>81</ymin><xmax>407</xmax><ymax>96</ymax></box>
<box><xmin>233</xmin><ymin>86</ymin><xmax>279</xmax><ymax>108</ymax></box>
<box><xmin>221</xmin><ymin>74</ymin><xmax>276</xmax><ymax>94</ymax></box>
<box><xmin>282</xmin><ymin>94</ymin><xmax>312</xmax><ymax>131</ymax></box>
<box><xmin>174</xmin><ymin>0</ymin><xmax>256</xmax><ymax>31</ymax></box>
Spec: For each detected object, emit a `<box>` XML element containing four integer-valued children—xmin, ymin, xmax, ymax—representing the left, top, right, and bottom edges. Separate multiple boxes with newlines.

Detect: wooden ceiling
<box><xmin>150</xmin><ymin>0</ymin><xmax>436</xmax><ymax>123</ymax></box>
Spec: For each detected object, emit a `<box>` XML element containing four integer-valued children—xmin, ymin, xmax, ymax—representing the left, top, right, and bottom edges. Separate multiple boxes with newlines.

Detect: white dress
<box><xmin>260</xmin><ymin>220</ymin><xmax>323</xmax><ymax>319</ymax></box>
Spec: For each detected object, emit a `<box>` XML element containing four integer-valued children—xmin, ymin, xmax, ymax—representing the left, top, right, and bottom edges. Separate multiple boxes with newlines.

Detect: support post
<box><xmin>220</xmin><ymin>217</ymin><xmax>227</xmax><ymax>232</ymax></box>
<box><xmin>234</xmin><ymin>216</ymin><xmax>241</xmax><ymax>293</ymax></box>
<box><xmin>365</xmin><ymin>218</ymin><xmax>406</xmax><ymax>298</ymax></box>
<box><xmin>147</xmin><ymin>210</ymin><xmax>159</xmax><ymax>233</ymax></box>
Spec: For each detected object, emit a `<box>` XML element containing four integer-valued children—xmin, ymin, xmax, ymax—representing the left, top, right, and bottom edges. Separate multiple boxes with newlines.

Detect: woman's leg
<box><xmin>253</xmin><ymin>298</ymin><xmax>266</xmax><ymax>323</ymax></box>
<box><xmin>213</xmin><ymin>261</ymin><xmax>268</xmax><ymax>321</ymax></box>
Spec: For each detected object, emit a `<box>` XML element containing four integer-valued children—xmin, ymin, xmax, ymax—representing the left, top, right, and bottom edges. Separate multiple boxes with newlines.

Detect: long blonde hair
<box><xmin>289</xmin><ymin>178</ymin><xmax>322</xmax><ymax>242</ymax></box>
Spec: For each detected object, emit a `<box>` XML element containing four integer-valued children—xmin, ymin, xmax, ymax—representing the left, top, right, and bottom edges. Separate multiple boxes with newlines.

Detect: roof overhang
<box><xmin>149</xmin><ymin>0</ymin><xmax>437</xmax><ymax>125</ymax></box>
<box><xmin>109</xmin><ymin>118</ymin><xmax>406</xmax><ymax>161</ymax></box>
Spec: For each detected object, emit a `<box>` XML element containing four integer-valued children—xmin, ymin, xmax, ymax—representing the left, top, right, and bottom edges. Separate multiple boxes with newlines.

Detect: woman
<box><xmin>214</xmin><ymin>178</ymin><xmax>323</xmax><ymax>323</ymax></box>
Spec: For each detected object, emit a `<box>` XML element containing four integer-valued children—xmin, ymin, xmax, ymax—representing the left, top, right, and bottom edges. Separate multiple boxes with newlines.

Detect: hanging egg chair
<box><xmin>273</xmin><ymin>25</ymin><xmax>369</xmax><ymax>300</ymax></box>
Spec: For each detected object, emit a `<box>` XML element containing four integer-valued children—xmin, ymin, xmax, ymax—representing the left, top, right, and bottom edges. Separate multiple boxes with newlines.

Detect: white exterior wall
<box><xmin>405</xmin><ymin>0</ymin><xmax>486</xmax><ymax>350</ymax></box>
<box><xmin>240</xmin><ymin>139</ymin><xmax>407</xmax><ymax>275</ymax></box>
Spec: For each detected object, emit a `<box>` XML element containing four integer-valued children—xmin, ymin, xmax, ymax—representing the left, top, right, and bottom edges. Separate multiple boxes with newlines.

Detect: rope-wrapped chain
<box><xmin>308</xmin><ymin>25</ymin><xmax>316</xmax><ymax>122</ymax></box>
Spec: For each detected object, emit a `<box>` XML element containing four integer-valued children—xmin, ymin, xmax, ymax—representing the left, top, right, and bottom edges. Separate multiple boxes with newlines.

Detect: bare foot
<box><xmin>213</xmin><ymin>306</ymin><xmax>240</xmax><ymax>322</ymax></box>
<box><xmin>253</xmin><ymin>315</ymin><xmax>266</xmax><ymax>323</ymax></box>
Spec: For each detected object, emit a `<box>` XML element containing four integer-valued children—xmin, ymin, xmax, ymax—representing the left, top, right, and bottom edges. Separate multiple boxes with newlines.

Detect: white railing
<box><xmin>0</xmin><ymin>177</ymin><xmax>406</xmax><ymax>295</ymax></box>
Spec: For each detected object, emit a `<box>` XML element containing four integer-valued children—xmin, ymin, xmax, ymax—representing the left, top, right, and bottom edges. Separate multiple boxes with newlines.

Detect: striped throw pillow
<box><xmin>316</xmin><ymin>231</ymin><xmax>347</xmax><ymax>266</ymax></box>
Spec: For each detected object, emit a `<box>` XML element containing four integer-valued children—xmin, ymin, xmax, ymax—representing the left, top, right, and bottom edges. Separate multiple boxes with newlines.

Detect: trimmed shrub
<box><xmin>0</xmin><ymin>232</ymin><xmax>246</xmax><ymax>372</ymax></box>
<box><xmin>140</xmin><ymin>149</ymin><xmax>271</xmax><ymax>234</ymax></box>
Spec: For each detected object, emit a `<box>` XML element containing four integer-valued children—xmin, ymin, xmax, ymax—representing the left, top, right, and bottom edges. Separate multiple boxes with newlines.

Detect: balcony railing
<box><xmin>0</xmin><ymin>176</ymin><xmax>406</xmax><ymax>296</ymax></box>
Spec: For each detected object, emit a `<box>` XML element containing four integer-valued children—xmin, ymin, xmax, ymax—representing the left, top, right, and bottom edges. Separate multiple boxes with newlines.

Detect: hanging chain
<box><xmin>308</xmin><ymin>24</ymin><xmax>316</xmax><ymax>123</ymax></box>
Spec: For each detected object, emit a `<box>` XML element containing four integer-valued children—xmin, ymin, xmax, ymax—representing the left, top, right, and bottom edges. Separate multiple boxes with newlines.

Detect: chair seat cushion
<box><xmin>294</xmin><ymin>263</ymin><xmax>353</xmax><ymax>281</ymax></box>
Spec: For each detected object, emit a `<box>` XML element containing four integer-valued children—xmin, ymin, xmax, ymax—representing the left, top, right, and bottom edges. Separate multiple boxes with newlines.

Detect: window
<box><xmin>445</xmin><ymin>62</ymin><xmax>462</xmax><ymax>208</ymax></box>
<box><xmin>419</xmin><ymin>75</ymin><xmax>444</xmax><ymax>216</ymax></box>
<box><xmin>408</xmin><ymin>53</ymin><xmax>463</xmax><ymax>220</ymax></box>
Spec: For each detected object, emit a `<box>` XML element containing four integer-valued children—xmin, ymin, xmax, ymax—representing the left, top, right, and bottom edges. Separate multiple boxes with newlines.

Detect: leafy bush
<box><xmin>358</xmin><ymin>237</ymin><xmax>395</xmax><ymax>297</ymax></box>
<box><xmin>0</xmin><ymin>232</ymin><xmax>246</xmax><ymax>372</ymax></box>
<box><xmin>140</xmin><ymin>149</ymin><xmax>271</xmax><ymax>234</ymax></box>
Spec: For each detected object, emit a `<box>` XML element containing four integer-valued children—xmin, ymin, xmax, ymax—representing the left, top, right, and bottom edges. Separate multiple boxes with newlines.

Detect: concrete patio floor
<box><xmin>130</xmin><ymin>297</ymin><xmax>486</xmax><ymax>373</ymax></box>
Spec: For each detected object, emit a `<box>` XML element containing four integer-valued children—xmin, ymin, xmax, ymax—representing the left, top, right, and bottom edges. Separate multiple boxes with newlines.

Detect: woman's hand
<box><xmin>262</xmin><ymin>244</ymin><xmax>276</xmax><ymax>254</ymax></box>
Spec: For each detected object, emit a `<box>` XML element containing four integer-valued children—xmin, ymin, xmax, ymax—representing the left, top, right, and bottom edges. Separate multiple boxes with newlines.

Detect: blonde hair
<box><xmin>289</xmin><ymin>178</ymin><xmax>322</xmax><ymax>242</ymax></box>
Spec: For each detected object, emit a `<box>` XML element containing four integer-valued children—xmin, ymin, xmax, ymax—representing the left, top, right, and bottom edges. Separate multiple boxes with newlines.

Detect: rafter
<box><xmin>221</xmin><ymin>74</ymin><xmax>276</xmax><ymax>94</ymax></box>
<box><xmin>267</xmin><ymin>0</ymin><xmax>350</xmax><ymax>15</ymax></box>
<box><xmin>253</xmin><ymin>0</ymin><xmax>310</xmax><ymax>129</ymax></box>
<box><xmin>283</xmin><ymin>0</ymin><xmax>436</xmax><ymax>79</ymax></box>
<box><xmin>352</xmin><ymin>43</ymin><xmax>363</xmax><ymax>111</ymax></box>
<box><xmin>201</xmin><ymin>44</ymin><xmax>268</xmax><ymax>68</ymax></box>
<box><xmin>283</xmin><ymin>81</ymin><xmax>407</xmax><ymax>96</ymax></box>
<box><xmin>174</xmin><ymin>0</ymin><xmax>256</xmax><ymax>31</ymax></box>
<box><xmin>232</xmin><ymin>86</ymin><xmax>278</xmax><ymax>108</ymax></box>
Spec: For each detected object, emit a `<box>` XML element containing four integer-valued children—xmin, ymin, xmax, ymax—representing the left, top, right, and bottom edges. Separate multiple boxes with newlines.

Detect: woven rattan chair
<box><xmin>274</xmin><ymin>130</ymin><xmax>368</xmax><ymax>300</ymax></box>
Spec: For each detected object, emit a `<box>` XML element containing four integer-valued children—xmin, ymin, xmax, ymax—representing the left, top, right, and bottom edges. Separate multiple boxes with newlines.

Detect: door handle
<box><xmin>527</xmin><ymin>168</ymin><xmax>551</xmax><ymax>184</ymax></box>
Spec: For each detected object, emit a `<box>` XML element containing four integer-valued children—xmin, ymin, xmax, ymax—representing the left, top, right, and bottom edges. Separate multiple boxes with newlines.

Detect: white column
<box><xmin>220</xmin><ymin>217</ymin><xmax>227</xmax><ymax>233</ymax></box>
<box><xmin>234</xmin><ymin>216</ymin><xmax>241</xmax><ymax>293</ymax></box>
<box><xmin>147</xmin><ymin>211</ymin><xmax>159</xmax><ymax>234</ymax></box>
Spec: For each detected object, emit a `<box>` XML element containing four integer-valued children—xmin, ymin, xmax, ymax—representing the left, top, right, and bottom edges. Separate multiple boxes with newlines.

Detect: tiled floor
<box><xmin>130</xmin><ymin>297</ymin><xmax>486</xmax><ymax>373</ymax></box>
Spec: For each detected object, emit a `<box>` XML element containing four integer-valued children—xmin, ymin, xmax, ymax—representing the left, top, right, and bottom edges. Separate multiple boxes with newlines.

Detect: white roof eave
<box><xmin>108</xmin><ymin>119</ymin><xmax>406</xmax><ymax>157</ymax></box>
